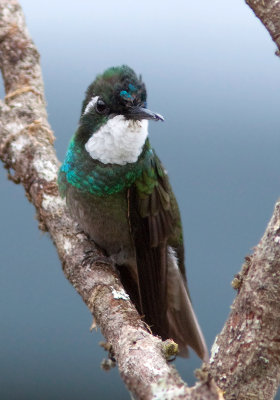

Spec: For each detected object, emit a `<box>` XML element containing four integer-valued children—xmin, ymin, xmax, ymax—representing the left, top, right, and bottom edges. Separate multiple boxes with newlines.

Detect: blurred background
<box><xmin>1</xmin><ymin>0</ymin><xmax>280</xmax><ymax>398</ymax></box>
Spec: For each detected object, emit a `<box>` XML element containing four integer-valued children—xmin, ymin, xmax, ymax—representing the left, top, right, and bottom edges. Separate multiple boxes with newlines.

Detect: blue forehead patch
<box><xmin>128</xmin><ymin>83</ymin><xmax>137</xmax><ymax>92</ymax></box>
<box><xmin>120</xmin><ymin>90</ymin><xmax>132</xmax><ymax>99</ymax></box>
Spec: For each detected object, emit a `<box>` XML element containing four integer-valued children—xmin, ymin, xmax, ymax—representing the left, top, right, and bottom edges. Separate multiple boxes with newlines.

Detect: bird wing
<box><xmin>129</xmin><ymin>150</ymin><xmax>208</xmax><ymax>361</ymax></box>
<box><xmin>129</xmin><ymin>150</ymin><xmax>180</xmax><ymax>339</ymax></box>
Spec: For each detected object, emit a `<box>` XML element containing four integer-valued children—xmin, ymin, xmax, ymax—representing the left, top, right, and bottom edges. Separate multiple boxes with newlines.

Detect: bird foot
<box><xmin>82</xmin><ymin>249</ymin><xmax>109</xmax><ymax>267</ymax></box>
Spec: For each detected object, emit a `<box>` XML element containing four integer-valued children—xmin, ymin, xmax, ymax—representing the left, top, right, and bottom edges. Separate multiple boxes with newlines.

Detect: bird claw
<box><xmin>167</xmin><ymin>355</ymin><xmax>177</xmax><ymax>363</ymax></box>
<box><xmin>82</xmin><ymin>250</ymin><xmax>107</xmax><ymax>267</ymax></box>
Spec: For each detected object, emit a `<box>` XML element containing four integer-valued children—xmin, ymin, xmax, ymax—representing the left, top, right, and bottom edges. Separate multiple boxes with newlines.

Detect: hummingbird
<box><xmin>58</xmin><ymin>65</ymin><xmax>208</xmax><ymax>360</ymax></box>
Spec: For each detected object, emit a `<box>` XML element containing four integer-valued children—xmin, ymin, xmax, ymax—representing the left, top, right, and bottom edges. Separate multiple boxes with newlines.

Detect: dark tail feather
<box><xmin>167</xmin><ymin>248</ymin><xmax>209</xmax><ymax>361</ymax></box>
<box><xmin>129</xmin><ymin>187</ymin><xmax>170</xmax><ymax>338</ymax></box>
<box><xmin>128</xmin><ymin>186</ymin><xmax>207</xmax><ymax>360</ymax></box>
<box><xmin>136</xmin><ymin>239</ymin><xmax>169</xmax><ymax>338</ymax></box>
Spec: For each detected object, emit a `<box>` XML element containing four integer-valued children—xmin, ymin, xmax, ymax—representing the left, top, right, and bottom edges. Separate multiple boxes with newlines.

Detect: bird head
<box><xmin>78</xmin><ymin>65</ymin><xmax>164</xmax><ymax>165</ymax></box>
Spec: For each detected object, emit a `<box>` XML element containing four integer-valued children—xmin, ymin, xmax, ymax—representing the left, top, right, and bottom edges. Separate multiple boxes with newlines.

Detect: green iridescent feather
<box><xmin>57</xmin><ymin>64</ymin><xmax>208</xmax><ymax>361</ymax></box>
<box><xmin>59</xmin><ymin>138</ymin><xmax>156</xmax><ymax>197</ymax></box>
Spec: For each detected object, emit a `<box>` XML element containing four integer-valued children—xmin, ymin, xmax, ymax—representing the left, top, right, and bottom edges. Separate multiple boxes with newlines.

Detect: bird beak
<box><xmin>125</xmin><ymin>106</ymin><xmax>164</xmax><ymax>122</ymax></box>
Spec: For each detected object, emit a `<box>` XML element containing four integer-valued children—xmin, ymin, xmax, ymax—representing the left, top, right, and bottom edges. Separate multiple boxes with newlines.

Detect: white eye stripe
<box><xmin>83</xmin><ymin>96</ymin><xmax>99</xmax><ymax>115</ymax></box>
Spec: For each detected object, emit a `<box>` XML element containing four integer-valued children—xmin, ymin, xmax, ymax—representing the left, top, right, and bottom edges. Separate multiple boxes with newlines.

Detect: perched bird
<box><xmin>58</xmin><ymin>65</ymin><xmax>208</xmax><ymax>360</ymax></box>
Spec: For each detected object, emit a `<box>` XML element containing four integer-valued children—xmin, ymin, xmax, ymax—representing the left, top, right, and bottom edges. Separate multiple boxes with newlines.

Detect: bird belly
<box><xmin>66</xmin><ymin>186</ymin><xmax>136</xmax><ymax>267</ymax></box>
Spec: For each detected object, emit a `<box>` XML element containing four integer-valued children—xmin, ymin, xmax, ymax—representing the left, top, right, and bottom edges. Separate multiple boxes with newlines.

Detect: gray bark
<box><xmin>0</xmin><ymin>1</ymin><xmax>221</xmax><ymax>398</ymax></box>
<box><xmin>209</xmin><ymin>2</ymin><xmax>280</xmax><ymax>398</ymax></box>
<box><xmin>209</xmin><ymin>207</ymin><xmax>280</xmax><ymax>398</ymax></box>
<box><xmin>246</xmin><ymin>0</ymin><xmax>280</xmax><ymax>56</ymax></box>
<box><xmin>0</xmin><ymin>0</ymin><xmax>279</xmax><ymax>399</ymax></box>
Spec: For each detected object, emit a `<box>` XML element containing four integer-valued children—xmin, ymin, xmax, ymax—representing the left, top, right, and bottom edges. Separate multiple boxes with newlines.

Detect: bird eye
<box><xmin>95</xmin><ymin>98</ymin><xmax>109</xmax><ymax>115</ymax></box>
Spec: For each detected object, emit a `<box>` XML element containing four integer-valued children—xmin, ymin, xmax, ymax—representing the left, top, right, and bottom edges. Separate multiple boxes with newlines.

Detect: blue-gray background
<box><xmin>1</xmin><ymin>1</ymin><xmax>280</xmax><ymax>399</ymax></box>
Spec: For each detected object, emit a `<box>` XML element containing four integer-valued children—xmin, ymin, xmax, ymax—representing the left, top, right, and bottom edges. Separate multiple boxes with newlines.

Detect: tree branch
<box><xmin>1</xmin><ymin>0</ymin><xmax>280</xmax><ymax>399</ymax></box>
<box><xmin>208</xmin><ymin>2</ymin><xmax>280</xmax><ymax>398</ymax></box>
<box><xmin>209</xmin><ymin>203</ymin><xmax>280</xmax><ymax>398</ymax></box>
<box><xmin>0</xmin><ymin>1</ymin><xmax>222</xmax><ymax>398</ymax></box>
<box><xmin>245</xmin><ymin>0</ymin><xmax>280</xmax><ymax>56</ymax></box>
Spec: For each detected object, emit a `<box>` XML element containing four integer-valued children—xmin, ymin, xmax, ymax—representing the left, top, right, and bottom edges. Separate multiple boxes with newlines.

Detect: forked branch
<box><xmin>0</xmin><ymin>1</ymin><xmax>279</xmax><ymax>399</ymax></box>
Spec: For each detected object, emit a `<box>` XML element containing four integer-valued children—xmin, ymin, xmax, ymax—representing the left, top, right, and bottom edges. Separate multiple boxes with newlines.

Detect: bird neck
<box><xmin>60</xmin><ymin>136</ymin><xmax>155</xmax><ymax>196</ymax></box>
<box><xmin>85</xmin><ymin>116</ymin><xmax>149</xmax><ymax>166</ymax></box>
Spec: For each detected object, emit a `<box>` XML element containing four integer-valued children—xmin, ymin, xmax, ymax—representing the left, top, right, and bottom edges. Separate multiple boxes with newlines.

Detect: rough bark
<box><xmin>208</xmin><ymin>2</ymin><xmax>280</xmax><ymax>398</ymax></box>
<box><xmin>0</xmin><ymin>1</ymin><xmax>222</xmax><ymax>399</ymax></box>
<box><xmin>209</xmin><ymin>205</ymin><xmax>280</xmax><ymax>399</ymax></box>
<box><xmin>245</xmin><ymin>0</ymin><xmax>280</xmax><ymax>55</ymax></box>
<box><xmin>0</xmin><ymin>0</ymin><xmax>280</xmax><ymax>399</ymax></box>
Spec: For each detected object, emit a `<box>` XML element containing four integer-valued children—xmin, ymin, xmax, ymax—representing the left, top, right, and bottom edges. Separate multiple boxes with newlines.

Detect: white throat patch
<box><xmin>85</xmin><ymin>115</ymin><xmax>149</xmax><ymax>165</ymax></box>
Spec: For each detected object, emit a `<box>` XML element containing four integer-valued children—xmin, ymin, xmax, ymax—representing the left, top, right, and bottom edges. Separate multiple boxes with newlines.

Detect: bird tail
<box><xmin>166</xmin><ymin>247</ymin><xmax>209</xmax><ymax>361</ymax></box>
